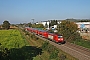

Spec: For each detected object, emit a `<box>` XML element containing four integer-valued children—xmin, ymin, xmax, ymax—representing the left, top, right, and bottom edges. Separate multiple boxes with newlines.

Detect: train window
<box><xmin>58</xmin><ymin>36</ymin><xmax>63</xmax><ymax>38</ymax></box>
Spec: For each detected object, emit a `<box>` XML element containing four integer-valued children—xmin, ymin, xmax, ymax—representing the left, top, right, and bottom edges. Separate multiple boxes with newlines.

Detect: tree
<box><xmin>0</xmin><ymin>25</ymin><xmax>1</xmax><ymax>29</ymax></box>
<box><xmin>58</xmin><ymin>20</ymin><xmax>81</xmax><ymax>42</ymax></box>
<box><xmin>0</xmin><ymin>43</ymin><xmax>10</xmax><ymax>60</ymax></box>
<box><xmin>2</xmin><ymin>20</ymin><xmax>10</xmax><ymax>29</ymax></box>
<box><xmin>28</xmin><ymin>22</ymin><xmax>32</xmax><ymax>27</ymax></box>
<box><xmin>32</xmin><ymin>24</ymin><xmax>44</xmax><ymax>28</ymax></box>
<box><xmin>49</xmin><ymin>20</ymin><xmax>57</xmax><ymax>28</ymax></box>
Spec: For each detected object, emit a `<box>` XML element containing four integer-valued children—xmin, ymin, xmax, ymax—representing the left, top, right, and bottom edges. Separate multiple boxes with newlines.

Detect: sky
<box><xmin>0</xmin><ymin>0</ymin><xmax>90</xmax><ymax>24</ymax></box>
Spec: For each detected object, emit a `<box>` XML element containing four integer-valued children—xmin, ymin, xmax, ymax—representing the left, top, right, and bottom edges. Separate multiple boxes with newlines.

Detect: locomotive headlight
<box><xmin>58</xmin><ymin>38</ymin><xmax>63</xmax><ymax>40</ymax></box>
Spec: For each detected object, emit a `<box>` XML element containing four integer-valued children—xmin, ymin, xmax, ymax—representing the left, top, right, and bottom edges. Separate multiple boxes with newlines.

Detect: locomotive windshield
<box><xmin>58</xmin><ymin>36</ymin><xmax>63</xmax><ymax>38</ymax></box>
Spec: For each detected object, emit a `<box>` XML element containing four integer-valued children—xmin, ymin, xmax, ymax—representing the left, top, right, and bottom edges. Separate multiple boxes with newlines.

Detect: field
<box><xmin>0</xmin><ymin>29</ymin><xmax>28</xmax><ymax>49</ymax></box>
<box><xmin>0</xmin><ymin>29</ymin><xmax>42</xmax><ymax>60</ymax></box>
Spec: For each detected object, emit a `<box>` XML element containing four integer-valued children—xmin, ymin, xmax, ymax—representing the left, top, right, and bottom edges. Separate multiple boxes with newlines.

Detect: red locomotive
<box><xmin>48</xmin><ymin>33</ymin><xmax>64</xmax><ymax>43</ymax></box>
<box><xmin>25</xmin><ymin>27</ymin><xmax>65</xmax><ymax>44</ymax></box>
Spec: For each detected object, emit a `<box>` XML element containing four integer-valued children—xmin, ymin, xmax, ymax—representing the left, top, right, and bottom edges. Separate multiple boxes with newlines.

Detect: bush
<box><xmin>29</xmin><ymin>33</ymin><xmax>39</xmax><ymax>41</ymax></box>
<box><xmin>41</xmin><ymin>41</ymin><xmax>59</xmax><ymax>59</ymax></box>
<box><xmin>67</xmin><ymin>32</ymin><xmax>82</xmax><ymax>42</ymax></box>
<box><xmin>0</xmin><ymin>43</ymin><xmax>10</xmax><ymax>60</ymax></box>
<box><xmin>30</xmin><ymin>34</ymin><xmax>35</xmax><ymax>39</ymax></box>
<box><xmin>25</xmin><ymin>32</ymin><xmax>30</xmax><ymax>36</ymax></box>
<box><xmin>41</xmin><ymin>41</ymin><xmax>49</xmax><ymax>50</ymax></box>
<box><xmin>59</xmin><ymin>54</ymin><xmax>66</xmax><ymax>60</ymax></box>
<box><xmin>49</xmin><ymin>50</ymin><xmax>59</xmax><ymax>59</ymax></box>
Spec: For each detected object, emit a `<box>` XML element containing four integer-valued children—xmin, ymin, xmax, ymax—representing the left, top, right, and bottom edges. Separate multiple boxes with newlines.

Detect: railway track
<box><xmin>36</xmin><ymin>35</ymin><xmax>90</xmax><ymax>60</ymax></box>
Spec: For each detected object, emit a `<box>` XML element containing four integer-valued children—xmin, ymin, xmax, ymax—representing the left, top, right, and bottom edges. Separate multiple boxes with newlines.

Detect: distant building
<box><xmin>36</xmin><ymin>21</ymin><xmax>49</xmax><ymax>29</ymax></box>
<box><xmin>76</xmin><ymin>22</ymin><xmax>90</xmax><ymax>32</ymax></box>
<box><xmin>57</xmin><ymin>20</ymin><xmax>62</xmax><ymax>24</ymax></box>
<box><xmin>35</xmin><ymin>20</ymin><xmax>90</xmax><ymax>31</ymax></box>
<box><xmin>76</xmin><ymin>22</ymin><xmax>90</xmax><ymax>29</ymax></box>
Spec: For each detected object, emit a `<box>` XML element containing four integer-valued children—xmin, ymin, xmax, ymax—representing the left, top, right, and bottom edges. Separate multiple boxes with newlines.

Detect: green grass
<box><xmin>0</xmin><ymin>29</ymin><xmax>44</xmax><ymax>60</ymax></box>
<box><xmin>0</xmin><ymin>29</ymin><xmax>28</xmax><ymax>49</ymax></box>
<box><xmin>33</xmin><ymin>51</ymin><xmax>50</xmax><ymax>60</ymax></box>
<box><xmin>74</xmin><ymin>40</ymin><xmax>90</xmax><ymax>49</ymax></box>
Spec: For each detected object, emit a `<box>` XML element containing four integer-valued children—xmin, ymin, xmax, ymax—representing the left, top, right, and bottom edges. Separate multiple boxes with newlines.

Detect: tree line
<box><xmin>1</xmin><ymin>20</ymin><xmax>82</xmax><ymax>43</ymax></box>
<box><xmin>0</xmin><ymin>20</ymin><xmax>10</xmax><ymax>30</ymax></box>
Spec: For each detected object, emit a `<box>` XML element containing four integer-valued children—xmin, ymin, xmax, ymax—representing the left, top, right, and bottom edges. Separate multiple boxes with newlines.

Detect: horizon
<box><xmin>1</xmin><ymin>18</ymin><xmax>90</xmax><ymax>25</ymax></box>
<box><xmin>0</xmin><ymin>0</ymin><xmax>90</xmax><ymax>24</ymax></box>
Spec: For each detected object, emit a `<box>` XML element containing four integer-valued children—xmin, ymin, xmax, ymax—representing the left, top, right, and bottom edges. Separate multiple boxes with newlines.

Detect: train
<box><xmin>25</xmin><ymin>27</ymin><xmax>65</xmax><ymax>44</ymax></box>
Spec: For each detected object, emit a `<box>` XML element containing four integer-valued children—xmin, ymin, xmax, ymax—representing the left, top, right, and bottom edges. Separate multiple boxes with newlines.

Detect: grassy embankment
<box><xmin>21</xmin><ymin>29</ymin><xmax>78</xmax><ymax>60</ymax></box>
<box><xmin>73</xmin><ymin>39</ymin><xmax>90</xmax><ymax>49</ymax></box>
<box><xmin>73</xmin><ymin>32</ymin><xmax>90</xmax><ymax>49</ymax></box>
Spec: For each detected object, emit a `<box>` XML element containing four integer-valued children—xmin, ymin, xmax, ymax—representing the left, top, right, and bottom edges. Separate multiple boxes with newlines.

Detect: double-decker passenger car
<box><xmin>25</xmin><ymin>27</ymin><xmax>65</xmax><ymax>44</ymax></box>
